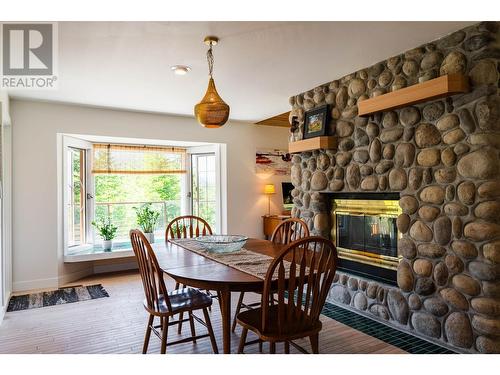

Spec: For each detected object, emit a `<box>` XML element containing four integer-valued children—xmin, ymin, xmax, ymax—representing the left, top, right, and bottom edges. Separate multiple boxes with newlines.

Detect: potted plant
<box><xmin>133</xmin><ymin>203</ymin><xmax>160</xmax><ymax>243</ymax></box>
<box><xmin>92</xmin><ymin>217</ymin><xmax>118</xmax><ymax>251</ymax></box>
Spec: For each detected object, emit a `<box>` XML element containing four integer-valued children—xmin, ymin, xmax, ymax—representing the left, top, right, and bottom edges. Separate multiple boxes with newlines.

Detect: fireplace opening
<box><xmin>329</xmin><ymin>192</ymin><xmax>401</xmax><ymax>285</ymax></box>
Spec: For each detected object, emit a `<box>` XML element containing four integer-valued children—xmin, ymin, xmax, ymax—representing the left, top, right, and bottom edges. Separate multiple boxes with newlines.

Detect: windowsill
<box><xmin>64</xmin><ymin>237</ymin><xmax>165</xmax><ymax>262</ymax></box>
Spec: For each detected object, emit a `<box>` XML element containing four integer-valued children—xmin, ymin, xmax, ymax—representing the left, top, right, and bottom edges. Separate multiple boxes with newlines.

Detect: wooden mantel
<box><xmin>358</xmin><ymin>74</ymin><xmax>469</xmax><ymax>117</ymax></box>
<box><xmin>288</xmin><ymin>136</ymin><xmax>337</xmax><ymax>154</ymax></box>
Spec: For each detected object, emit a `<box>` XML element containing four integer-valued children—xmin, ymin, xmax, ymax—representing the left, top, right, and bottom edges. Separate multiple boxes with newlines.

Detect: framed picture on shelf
<box><xmin>302</xmin><ymin>105</ymin><xmax>329</xmax><ymax>139</ymax></box>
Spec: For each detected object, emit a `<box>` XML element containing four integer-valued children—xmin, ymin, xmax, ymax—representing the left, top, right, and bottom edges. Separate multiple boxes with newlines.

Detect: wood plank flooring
<box><xmin>0</xmin><ymin>271</ymin><xmax>406</xmax><ymax>354</ymax></box>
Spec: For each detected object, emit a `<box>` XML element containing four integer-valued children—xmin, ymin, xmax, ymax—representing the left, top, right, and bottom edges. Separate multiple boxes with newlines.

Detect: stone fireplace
<box><xmin>288</xmin><ymin>22</ymin><xmax>500</xmax><ymax>353</ymax></box>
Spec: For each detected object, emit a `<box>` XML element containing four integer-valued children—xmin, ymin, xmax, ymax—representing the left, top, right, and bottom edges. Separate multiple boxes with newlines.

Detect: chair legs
<box><xmin>309</xmin><ymin>333</ymin><xmax>319</xmax><ymax>354</ymax></box>
<box><xmin>202</xmin><ymin>307</ymin><xmax>219</xmax><ymax>354</ymax></box>
<box><xmin>238</xmin><ymin>327</ymin><xmax>248</xmax><ymax>354</ymax></box>
<box><xmin>231</xmin><ymin>292</ymin><xmax>245</xmax><ymax>332</ymax></box>
<box><xmin>161</xmin><ymin>316</ymin><xmax>169</xmax><ymax>354</ymax></box>
<box><xmin>142</xmin><ymin>314</ymin><xmax>154</xmax><ymax>354</ymax></box>
<box><xmin>270</xmin><ymin>342</ymin><xmax>276</xmax><ymax>354</ymax></box>
<box><xmin>284</xmin><ymin>341</ymin><xmax>290</xmax><ymax>354</ymax></box>
<box><xmin>177</xmin><ymin>283</ymin><xmax>185</xmax><ymax>334</ymax></box>
<box><xmin>188</xmin><ymin>311</ymin><xmax>197</xmax><ymax>344</ymax></box>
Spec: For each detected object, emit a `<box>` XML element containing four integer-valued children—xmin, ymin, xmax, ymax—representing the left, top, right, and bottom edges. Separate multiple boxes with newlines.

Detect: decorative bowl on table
<box><xmin>193</xmin><ymin>235</ymin><xmax>248</xmax><ymax>253</ymax></box>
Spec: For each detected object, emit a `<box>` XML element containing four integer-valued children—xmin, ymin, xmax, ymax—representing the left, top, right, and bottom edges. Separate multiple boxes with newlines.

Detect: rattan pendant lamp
<box><xmin>194</xmin><ymin>36</ymin><xmax>230</xmax><ymax>128</ymax></box>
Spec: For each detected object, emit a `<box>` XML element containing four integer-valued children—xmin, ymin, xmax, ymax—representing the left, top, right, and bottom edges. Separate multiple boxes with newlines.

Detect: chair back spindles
<box><xmin>130</xmin><ymin>229</ymin><xmax>171</xmax><ymax>313</ymax></box>
<box><xmin>271</xmin><ymin>218</ymin><xmax>309</xmax><ymax>245</ymax></box>
<box><xmin>261</xmin><ymin>237</ymin><xmax>338</xmax><ymax>336</ymax></box>
<box><xmin>166</xmin><ymin>215</ymin><xmax>213</xmax><ymax>241</ymax></box>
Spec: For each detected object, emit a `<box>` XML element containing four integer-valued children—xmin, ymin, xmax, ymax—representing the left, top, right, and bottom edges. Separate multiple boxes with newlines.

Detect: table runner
<box><xmin>170</xmin><ymin>239</ymin><xmax>276</xmax><ymax>280</ymax></box>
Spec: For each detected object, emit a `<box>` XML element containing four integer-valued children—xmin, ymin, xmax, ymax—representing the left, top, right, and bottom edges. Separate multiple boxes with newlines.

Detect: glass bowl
<box><xmin>193</xmin><ymin>235</ymin><xmax>248</xmax><ymax>253</ymax></box>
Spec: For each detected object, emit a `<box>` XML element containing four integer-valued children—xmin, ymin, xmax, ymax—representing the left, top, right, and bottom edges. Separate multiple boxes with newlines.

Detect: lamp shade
<box><xmin>194</xmin><ymin>78</ymin><xmax>230</xmax><ymax>128</ymax></box>
<box><xmin>264</xmin><ymin>184</ymin><xmax>275</xmax><ymax>194</ymax></box>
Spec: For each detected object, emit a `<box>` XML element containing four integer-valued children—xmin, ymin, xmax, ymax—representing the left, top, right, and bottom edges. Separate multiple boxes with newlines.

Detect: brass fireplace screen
<box><xmin>330</xmin><ymin>199</ymin><xmax>402</xmax><ymax>271</ymax></box>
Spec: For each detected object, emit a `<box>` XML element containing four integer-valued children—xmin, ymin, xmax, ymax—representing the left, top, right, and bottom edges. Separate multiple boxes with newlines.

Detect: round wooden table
<box><xmin>153</xmin><ymin>238</ymin><xmax>285</xmax><ymax>354</ymax></box>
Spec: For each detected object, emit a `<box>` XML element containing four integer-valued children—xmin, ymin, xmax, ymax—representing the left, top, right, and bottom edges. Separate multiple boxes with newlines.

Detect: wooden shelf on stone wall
<box><xmin>358</xmin><ymin>74</ymin><xmax>469</xmax><ymax>117</ymax></box>
<box><xmin>288</xmin><ymin>136</ymin><xmax>337</xmax><ymax>154</ymax></box>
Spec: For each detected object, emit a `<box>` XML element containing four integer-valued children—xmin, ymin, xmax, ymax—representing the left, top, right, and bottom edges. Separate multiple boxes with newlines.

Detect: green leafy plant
<box><xmin>133</xmin><ymin>203</ymin><xmax>160</xmax><ymax>233</ymax></box>
<box><xmin>92</xmin><ymin>217</ymin><xmax>118</xmax><ymax>241</ymax></box>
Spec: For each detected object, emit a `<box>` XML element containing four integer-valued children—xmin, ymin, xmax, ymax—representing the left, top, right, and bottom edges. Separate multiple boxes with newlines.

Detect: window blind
<box><xmin>91</xmin><ymin>144</ymin><xmax>186</xmax><ymax>174</ymax></box>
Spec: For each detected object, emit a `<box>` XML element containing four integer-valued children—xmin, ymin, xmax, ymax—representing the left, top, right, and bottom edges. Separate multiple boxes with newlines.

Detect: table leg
<box><xmin>219</xmin><ymin>289</ymin><xmax>232</xmax><ymax>354</ymax></box>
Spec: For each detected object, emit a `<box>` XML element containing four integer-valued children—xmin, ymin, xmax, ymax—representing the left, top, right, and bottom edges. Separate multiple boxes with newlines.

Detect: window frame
<box><xmin>187</xmin><ymin>144</ymin><xmax>222</xmax><ymax>233</ymax></box>
<box><xmin>62</xmin><ymin>136</ymin><xmax>94</xmax><ymax>254</ymax></box>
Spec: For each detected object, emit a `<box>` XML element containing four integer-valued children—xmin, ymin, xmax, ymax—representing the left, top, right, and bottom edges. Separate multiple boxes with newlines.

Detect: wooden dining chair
<box><xmin>165</xmin><ymin>215</ymin><xmax>213</xmax><ymax>240</ymax></box>
<box><xmin>130</xmin><ymin>229</ymin><xmax>218</xmax><ymax>354</ymax></box>
<box><xmin>165</xmin><ymin>215</ymin><xmax>216</xmax><ymax>333</ymax></box>
<box><xmin>231</xmin><ymin>218</ymin><xmax>309</xmax><ymax>333</ymax></box>
<box><xmin>236</xmin><ymin>236</ymin><xmax>338</xmax><ymax>354</ymax></box>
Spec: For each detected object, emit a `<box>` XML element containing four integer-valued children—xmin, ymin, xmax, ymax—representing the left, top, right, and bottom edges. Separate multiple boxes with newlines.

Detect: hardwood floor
<box><xmin>0</xmin><ymin>271</ymin><xmax>405</xmax><ymax>354</ymax></box>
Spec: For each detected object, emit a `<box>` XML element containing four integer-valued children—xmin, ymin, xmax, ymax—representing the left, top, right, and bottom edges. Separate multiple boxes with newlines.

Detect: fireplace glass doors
<box><xmin>331</xmin><ymin>198</ymin><xmax>402</xmax><ymax>280</ymax></box>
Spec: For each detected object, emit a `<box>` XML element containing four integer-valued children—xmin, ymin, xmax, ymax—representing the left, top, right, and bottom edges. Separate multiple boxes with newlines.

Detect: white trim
<box><xmin>187</xmin><ymin>144</ymin><xmax>225</xmax><ymax>234</ymax></box>
<box><xmin>64</xmin><ymin>249</ymin><xmax>135</xmax><ymax>262</ymax></box>
<box><xmin>219</xmin><ymin>144</ymin><xmax>228</xmax><ymax>234</ymax></box>
<box><xmin>0</xmin><ymin>291</ymin><xmax>11</xmax><ymax>324</ymax></box>
<box><xmin>12</xmin><ymin>276</ymin><xmax>60</xmax><ymax>293</ymax></box>
<box><xmin>61</xmin><ymin>135</ymin><xmax>93</xmax><ymax>257</ymax></box>
<box><xmin>1</xmin><ymin>93</ymin><xmax>13</xmax><ymax>319</ymax></box>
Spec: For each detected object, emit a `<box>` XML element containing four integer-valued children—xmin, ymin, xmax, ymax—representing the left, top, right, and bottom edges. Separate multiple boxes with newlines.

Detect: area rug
<box><xmin>7</xmin><ymin>284</ymin><xmax>109</xmax><ymax>312</ymax></box>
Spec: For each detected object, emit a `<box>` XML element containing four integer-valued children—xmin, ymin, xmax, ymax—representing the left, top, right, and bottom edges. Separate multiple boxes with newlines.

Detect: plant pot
<box><xmin>144</xmin><ymin>232</ymin><xmax>155</xmax><ymax>244</ymax></box>
<box><xmin>103</xmin><ymin>240</ymin><xmax>113</xmax><ymax>251</ymax></box>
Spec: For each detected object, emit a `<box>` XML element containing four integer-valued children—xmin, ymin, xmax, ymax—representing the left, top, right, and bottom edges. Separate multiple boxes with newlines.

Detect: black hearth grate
<box><xmin>322</xmin><ymin>302</ymin><xmax>456</xmax><ymax>354</ymax></box>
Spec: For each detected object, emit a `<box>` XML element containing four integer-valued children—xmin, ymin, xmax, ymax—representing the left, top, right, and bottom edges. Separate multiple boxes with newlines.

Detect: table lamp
<box><xmin>264</xmin><ymin>184</ymin><xmax>275</xmax><ymax>216</ymax></box>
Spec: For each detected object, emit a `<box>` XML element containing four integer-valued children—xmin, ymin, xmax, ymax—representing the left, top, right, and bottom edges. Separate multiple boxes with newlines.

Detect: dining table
<box><xmin>153</xmin><ymin>238</ymin><xmax>286</xmax><ymax>354</ymax></box>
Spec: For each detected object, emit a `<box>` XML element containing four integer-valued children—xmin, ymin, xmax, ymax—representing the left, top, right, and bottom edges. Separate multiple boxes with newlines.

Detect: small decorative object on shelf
<box><xmin>92</xmin><ymin>217</ymin><xmax>118</xmax><ymax>251</ymax></box>
<box><xmin>194</xmin><ymin>235</ymin><xmax>248</xmax><ymax>253</ymax></box>
<box><xmin>289</xmin><ymin>116</ymin><xmax>299</xmax><ymax>142</ymax></box>
<box><xmin>303</xmin><ymin>104</ymin><xmax>330</xmax><ymax>139</ymax></box>
<box><xmin>133</xmin><ymin>203</ymin><xmax>160</xmax><ymax>243</ymax></box>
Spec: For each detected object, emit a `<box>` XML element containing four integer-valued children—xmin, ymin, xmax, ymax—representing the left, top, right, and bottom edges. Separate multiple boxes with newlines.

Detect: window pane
<box><xmin>191</xmin><ymin>154</ymin><xmax>217</xmax><ymax>231</ymax></box>
<box><xmin>68</xmin><ymin>148</ymin><xmax>85</xmax><ymax>247</ymax></box>
<box><xmin>93</xmin><ymin>174</ymin><xmax>182</xmax><ymax>242</ymax></box>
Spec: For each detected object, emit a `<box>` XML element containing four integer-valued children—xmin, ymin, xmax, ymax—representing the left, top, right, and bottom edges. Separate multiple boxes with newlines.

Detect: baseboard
<box><xmin>93</xmin><ymin>261</ymin><xmax>138</xmax><ymax>274</ymax></box>
<box><xmin>12</xmin><ymin>276</ymin><xmax>59</xmax><ymax>293</ymax></box>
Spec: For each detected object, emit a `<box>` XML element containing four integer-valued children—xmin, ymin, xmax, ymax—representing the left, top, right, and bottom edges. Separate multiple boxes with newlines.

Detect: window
<box><xmin>67</xmin><ymin>147</ymin><xmax>87</xmax><ymax>247</ymax></box>
<box><xmin>93</xmin><ymin>174</ymin><xmax>183</xmax><ymax>242</ymax></box>
<box><xmin>62</xmin><ymin>136</ymin><xmax>223</xmax><ymax>256</ymax></box>
<box><xmin>91</xmin><ymin>144</ymin><xmax>187</xmax><ymax>243</ymax></box>
<box><xmin>191</xmin><ymin>153</ymin><xmax>217</xmax><ymax>230</ymax></box>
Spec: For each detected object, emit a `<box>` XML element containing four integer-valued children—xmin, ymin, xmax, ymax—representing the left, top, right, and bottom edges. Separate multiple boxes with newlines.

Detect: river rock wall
<box><xmin>288</xmin><ymin>21</ymin><xmax>500</xmax><ymax>353</ymax></box>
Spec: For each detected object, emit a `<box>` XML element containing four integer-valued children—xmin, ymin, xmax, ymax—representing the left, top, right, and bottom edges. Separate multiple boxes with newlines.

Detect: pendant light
<box><xmin>194</xmin><ymin>36</ymin><xmax>230</xmax><ymax>128</ymax></box>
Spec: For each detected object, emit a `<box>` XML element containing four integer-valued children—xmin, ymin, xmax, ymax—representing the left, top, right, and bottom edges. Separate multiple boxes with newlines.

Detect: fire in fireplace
<box><xmin>329</xmin><ymin>193</ymin><xmax>401</xmax><ymax>285</ymax></box>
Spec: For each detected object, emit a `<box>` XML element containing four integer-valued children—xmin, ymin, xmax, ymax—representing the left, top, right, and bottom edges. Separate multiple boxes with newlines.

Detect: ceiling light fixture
<box><xmin>171</xmin><ymin>65</ymin><xmax>191</xmax><ymax>75</ymax></box>
<box><xmin>194</xmin><ymin>36</ymin><xmax>230</xmax><ymax>128</ymax></box>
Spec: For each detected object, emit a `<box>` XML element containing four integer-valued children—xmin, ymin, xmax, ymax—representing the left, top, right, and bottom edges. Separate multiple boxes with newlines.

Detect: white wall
<box><xmin>10</xmin><ymin>99</ymin><xmax>289</xmax><ymax>292</ymax></box>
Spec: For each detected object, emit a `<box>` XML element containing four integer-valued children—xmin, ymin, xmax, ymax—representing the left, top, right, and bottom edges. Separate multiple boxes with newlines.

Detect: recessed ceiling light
<box><xmin>171</xmin><ymin>65</ymin><xmax>191</xmax><ymax>75</ymax></box>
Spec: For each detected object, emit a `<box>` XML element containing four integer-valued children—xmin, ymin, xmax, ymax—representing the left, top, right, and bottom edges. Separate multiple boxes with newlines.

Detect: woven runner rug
<box><xmin>171</xmin><ymin>239</ymin><xmax>277</xmax><ymax>280</ymax></box>
<box><xmin>7</xmin><ymin>284</ymin><xmax>109</xmax><ymax>312</ymax></box>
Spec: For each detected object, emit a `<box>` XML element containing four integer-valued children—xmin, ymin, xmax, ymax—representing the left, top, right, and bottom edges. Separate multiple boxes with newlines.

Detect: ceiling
<box><xmin>10</xmin><ymin>21</ymin><xmax>475</xmax><ymax>123</ymax></box>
